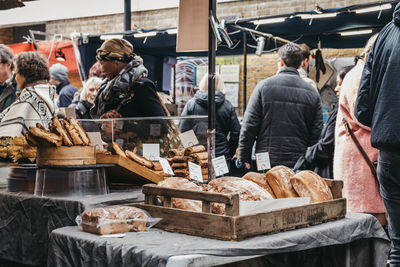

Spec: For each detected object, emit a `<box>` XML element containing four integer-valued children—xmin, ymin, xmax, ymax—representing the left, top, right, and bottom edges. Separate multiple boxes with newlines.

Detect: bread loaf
<box><xmin>190</xmin><ymin>152</ymin><xmax>208</xmax><ymax>161</ymax></box>
<box><xmin>167</xmin><ymin>149</ymin><xmax>184</xmax><ymax>158</ymax></box>
<box><xmin>62</xmin><ymin>120</ymin><xmax>84</xmax><ymax>145</ymax></box>
<box><xmin>125</xmin><ymin>150</ymin><xmax>154</xmax><ymax>169</ymax></box>
<box><xmin>290</xmin><ymin>170</ymin><xmax>333</xmax><ymax>203</ymax></box>
<box><xmin>207</xmin><ymin>177</ymin><xmax>274</xmax><ymax>214</ymax></box>
<box><xmin>112</xmin><ymin>142</ymin><xmax>126</xmax><ymax>157</ymax></box>
<box><xmin>28</xmin><ymin>126</ymin><xmax>63</xmax><ymax>146</ymax></box>
<box><xmin>81</xmin><ymin>206</ymin><xmax>149</xmax><ymax>235</ymax></box>
<box><xmin>152</xmin><ymin>161</ymin><xmax>163</xmax><ymax>171</ymax></box>
<box><xmin>265</xmin><ymin>166</ymin><xmax>298</xmax><ymax>198</ymax></box>
<box><xmin>67</xmin><ymin>118</ymin><xmax>91</xmax><ymax>146</ymax></box>
<box><xmin>243</xmin><ymin>172</ymin><xmax>276</xmax><ymax>198</ymax></box>
<box><xmin>157</xmin><ymin>177</ymin><xmax>202</xmax><ymax>212</ymax></box>
<box><xmin>52</xmin><ymin>117</ymin><xmax>73</xmax><ymax>146</ymax></box>
<box><xmin>184</xmin><ymin>145</ymin><xmax>206</xmax><ymax>156</ymax></box>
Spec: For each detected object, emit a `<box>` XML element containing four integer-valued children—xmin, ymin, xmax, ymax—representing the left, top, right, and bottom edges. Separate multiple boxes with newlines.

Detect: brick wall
<box><xmin>0</xmin><ymin>27</ymin><xmax>13</xmax><ymax>44</ymax></box>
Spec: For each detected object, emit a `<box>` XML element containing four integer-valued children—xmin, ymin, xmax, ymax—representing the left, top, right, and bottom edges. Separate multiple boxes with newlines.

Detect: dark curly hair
<box><xmin>15</xmin><ymin>52</ymin><xmax>49</xmax><ymax>88</ymax></box>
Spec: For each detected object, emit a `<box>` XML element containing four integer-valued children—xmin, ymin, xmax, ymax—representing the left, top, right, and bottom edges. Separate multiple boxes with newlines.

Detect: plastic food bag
<box><xmin>76</xmin><ymin>205</ymin><xmax>161</xmax><ymax>235</ymax></box>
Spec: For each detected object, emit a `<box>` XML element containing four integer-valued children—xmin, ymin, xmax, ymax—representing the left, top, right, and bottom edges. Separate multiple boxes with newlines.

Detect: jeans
<box><xmin>378</xmin><ymin>150</ymin><xmax>400</xmax><ymax>267</ymax></box>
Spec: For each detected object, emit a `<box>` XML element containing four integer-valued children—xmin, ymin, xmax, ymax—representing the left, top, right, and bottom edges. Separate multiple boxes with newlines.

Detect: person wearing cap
<box><xmin>0</xmin><ymin>44</ymin><xmax>18</xmax><ymax>112</ymax></box>
<box><xmin>90</xmin><ymin>38</ymin><xmax>165</xmax><ymax>119</ymax></box>
<box><xmin>49</xmin><ymin>63</ymin><xmax>77</xmax><ymax>108</ymax></box>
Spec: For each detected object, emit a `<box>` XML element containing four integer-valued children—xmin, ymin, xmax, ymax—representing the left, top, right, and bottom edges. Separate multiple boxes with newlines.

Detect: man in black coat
<box><xmin>355</xmin><ymin>3</ymin><xmax>400</xmax><ymax>265</ymax></box>
<box><xmin>237</xmin><ymin>43</ymin><xmax>322</xmax><ymax>170</ymax></box>
<box><xmin>0</xmin><ymin>44</ymin><xmax>18</xmax><ymax>112</ymax></box>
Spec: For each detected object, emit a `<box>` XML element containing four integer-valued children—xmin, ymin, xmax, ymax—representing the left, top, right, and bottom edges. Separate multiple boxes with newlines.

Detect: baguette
<box><xmin>36</xmin><ymin>123</ymin><xmax>46</xmax><ymax>130</ymax></box>
<box><xmin>171</xmin><ymin>162</ymin><xmax>188</xmax><ymax>169</ymax></box>
<box><xmin>112</xmin><ymin>142</ymin><xmax>126</xmax><ymax>157</ymax></box>
<box><xmin>52</xmin><ymin>117</ymin><xmax>73</xmax><ymax>146</ymax></box>
<box><xmin>28</xmin><ymin>126</ymin><xmax>62</xmax><ymax>146</ymax></box>
<box><xmin>152</xmin><ymin>161</ymin><xmax>163</xmax><ymax>171</ymax></box>
<box><xmin>62</xmin><ymin>120</ymin><xmax>84</xmax><ymax>145</ymax></box>
<box><xmin>25</xmin><ymin>132</ymin><xmax>39</xmax><ymax>147</ymax></box>
<box><xmin>172</xmin><ymin>156</ymin><xmax>189</xmax><ymax>162</ymax></box>
<box><xmin>125</xmin><ymin>150</ymin><xmax>154</xmax><ymax>169</ymax></box>
<box><xmin>184</xmin><ymin>145</ymin><xmax>206</xmax><ymax>156</ymax></box>
<box><xmin>68</xmin><ymin>118</ymin><xmax>91</xmax><ymax>146</ymax></box>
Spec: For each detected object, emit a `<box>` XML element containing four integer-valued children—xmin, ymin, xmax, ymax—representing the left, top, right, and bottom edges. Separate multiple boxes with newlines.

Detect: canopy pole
<box><xmin>207</xmin><ymin>0</ymin><xmax>217</xmax><ymax>181</ymax></box>
<box><xmin>124</xmin><ymin>0</ymin><xmax>131</xmax><ymax>31</ymax></box>
<box><xmin>243</xmin><ymin>31</ymin><xmax>247</xmax><ymax>113</ymax></box>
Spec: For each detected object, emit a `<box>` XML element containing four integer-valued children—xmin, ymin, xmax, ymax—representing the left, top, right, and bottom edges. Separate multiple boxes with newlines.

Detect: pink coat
<box><xmin>333</xmin><ymin>60</ymin><xmax>385</xmax><ymax>213</ymax></box>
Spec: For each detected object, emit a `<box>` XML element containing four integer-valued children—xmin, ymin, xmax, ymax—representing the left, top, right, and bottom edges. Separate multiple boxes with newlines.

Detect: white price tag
<box><xmin>179</xmin><ymin>130</ymin><xmax>199</xmax><ymax>148</ymax></box>
<box><xmin>143</xmin><ymin>144</ymin><xmax>160</xmax><ymax>161</ymax></box>
<box><xmin>256</xmin><ymin>152</ymin><xmax>271</xmax><ymax>171</ymax></box>
<box><xmin>189</xmin><ymin>162</ymin><xmax>203</xmax><ymax>182</ymax></box>
<box><xmin>87</xmin><ymin>132</ymin><xmax>104</xmax><ymax>150</ymax></box>
<box><xmin>158</xmin><ymin>158</ymin><xmax>174</xmax><ymax>176</ymax></box>
<box><xmin>150</xmin><ymin>124</ymin><xmax>161</xmax><ymax>137</ymax></box>
<box><xmin>212</xmin><ymin>156</ymin><xmax>229</xmax><ymax>177</ymax></box>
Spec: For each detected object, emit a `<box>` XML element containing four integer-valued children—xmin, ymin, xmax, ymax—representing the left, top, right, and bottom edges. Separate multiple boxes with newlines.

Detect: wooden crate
<box><xmin>96</xmin><ymin>154</ymin><xmax>164</xmax><ymax>185</ymax></box>
<box><xmin>133</xmin><ymin>179</ymin><xmax>346</xmax><ymax>241</ymax></box>
<box><xmin>37</xmin><ymin>146</ymin><xmax>96</xmax><ymax>166</ymax></box>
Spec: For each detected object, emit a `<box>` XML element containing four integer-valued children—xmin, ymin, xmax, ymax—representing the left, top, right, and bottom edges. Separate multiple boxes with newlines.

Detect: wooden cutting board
<box><xmin>96</xmin><ymin>154</ymin><xmax>165</xmax><ymax>185</ymax></box>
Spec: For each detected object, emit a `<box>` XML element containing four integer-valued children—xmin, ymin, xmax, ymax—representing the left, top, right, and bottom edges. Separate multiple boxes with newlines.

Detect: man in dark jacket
<box><xmin>0</xmin><ymin>44</ymin><xmax>17</xmax><ymax>112</ymax></box>
<box><xmin>238</xmin><ymin>43</ymin><xmax>323</xmax><ymax>169</ymax></box>
<box><xmin>355</xmin><ymin>3</ymin><xmax>400</xmax><ymax>265</ymax></box>
<box><xmin>179</xmin><ymin>87</ymin><xmax>241</xmax><ymax>162</ymax></box>
<box><xmin>49</xmin><ymin>63</ymin><xmax>77</xmax><ymax>107</ymax></box>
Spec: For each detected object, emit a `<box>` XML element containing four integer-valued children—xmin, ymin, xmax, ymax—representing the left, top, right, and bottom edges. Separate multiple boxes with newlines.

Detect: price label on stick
<box><xmin>179</xmin><ymin>130</ymin><xmax>199</xmax><ymax>148</ymax></box>
<box><xmin>158</xmin><ymin>158</ymin><xmax>174</xmax><ymax>176</ymax></box>
<box><xmin>189</xmin><ymin>162</ymin><xmax>203</xmax><ymax>182</ymax></box>
<box><xmin>212</xmin><ymin>156</ymin><xmax>229</xmax><ymax>177</ymax></box>
<box><xmin>143</xmin><ymin>144</ymin><xmax>160</xmax><ymax>161</ymax></box>
<box><xmin>256</xmin><ymin>152</ymin><xmax>271</xmax><ymax>171</ymax></box>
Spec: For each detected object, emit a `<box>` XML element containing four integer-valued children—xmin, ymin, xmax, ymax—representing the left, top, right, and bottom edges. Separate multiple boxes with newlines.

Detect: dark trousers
<box><xmin>378</xmin><ymin>150</ymin><xmax>400</xmax><ymax>266</ymax></box>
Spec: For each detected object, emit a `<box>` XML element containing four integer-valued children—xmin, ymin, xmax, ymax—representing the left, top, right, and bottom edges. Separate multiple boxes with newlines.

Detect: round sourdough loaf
<box><xmin>265</xmin><ymin>166</ymin><xmax>298</xmax><ymax>198</ymax></box>
<box><xmin>242</xmin><ymin>172</ymin><xmax>276</xmax><ymax>198</ymax></box>
<box><xmin>290</xmin><ymin>170</ymin><xmax>333</xmax><ymax>203</ymax></box>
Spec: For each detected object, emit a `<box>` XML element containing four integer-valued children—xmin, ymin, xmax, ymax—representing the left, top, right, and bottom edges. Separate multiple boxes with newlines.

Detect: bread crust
<box><xmin>125</xmin><ymin>150</ymin><xmax>154</xmax><ymax>169</ymax></box>
<box><xmin>28</xmin><ymin>126</ymin><xmax>62</xmax><ymax>146</ymax></box>
<box><xmin>112</xmin><ymin>142</ymin><xmax>126</xmax><ymax>157</ymax></box>
<box><xmin>184</xmin><ymin>145</ymin><xmax>206</xmax><ymax>156</ymax></box>
<box><xmin>68</xmin><ymin>118</ymin><xmax>91</xmax><ymax>145</ymax></box>
<box><xmin>243</xmin><ymin>172</ymin><xmax>276</xmax><ymax>198</ymax></box>
<box><xmin>62</xmin><ymin>120</ymin><xmax>84</xmax><ymax>145</ymax></box>
<box><xmin>167</xmin><ymin>149</ymin><xmax>184</xmax><ymax>158</ymax></box>
<box><xmin>290</xmin><ymin>170</ymin><xmax>333</xmax><ymax>203</ymax></box>
<box><xmin>265</xmin><ymin>166</ymin><xmax>298</xmax><ymax>198</ymax></box>
<box><xmin>52</xmin><ymin>117</ymin><xmax>73</xmax><ymax>146</ymax></box>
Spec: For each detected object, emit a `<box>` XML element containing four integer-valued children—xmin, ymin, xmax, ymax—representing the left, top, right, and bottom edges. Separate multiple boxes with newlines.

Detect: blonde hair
<box><xmin>360</xmin><ymin>34</ymin><xmax>378</xmax><ymax>60</ymax></box>
<box><xmin>198</xmin><ymin>73</ymin><xmax>226</xmax><ymax>94</ymax></box>
<box><xmin>80</xmin><ymin>77</ymin><xmax>103</xmax><ymax>101</ymax></box>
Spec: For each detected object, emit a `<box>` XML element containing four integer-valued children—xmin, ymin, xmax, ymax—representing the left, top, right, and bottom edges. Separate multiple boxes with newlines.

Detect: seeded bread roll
<box><xmin>52</xmin><ymin>117</ymin><xmax>73</xmax><ymax>146</ymax></box>
<box><xmin>243</xmin><ymin>172</ymin><xmax>276</xmax><ymax>198</ymax></box>
<box><xmin>125</xmin><ymin>150</ymin><xmax>154</xmax><ymax>169</ymax></box>
<box><xmin>290</xmin><ymin>170</ymin><xmax>333</xmax><ymax>203</ymax></box>
<box><xmin>265</xmin><ymin>166</ymin><xmax>298</xmax><ymax>198</ymax></box>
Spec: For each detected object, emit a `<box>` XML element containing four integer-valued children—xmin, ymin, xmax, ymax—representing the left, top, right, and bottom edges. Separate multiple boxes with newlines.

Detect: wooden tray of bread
<box><xmin>131</xmin><ymin>169</ymin><xmax>346</xmax><ymax>241</ymax></box>
<box><xmin>96</xmin><ymin>142</ymin><xmax>167</xmax><ymax>185</ymax></box>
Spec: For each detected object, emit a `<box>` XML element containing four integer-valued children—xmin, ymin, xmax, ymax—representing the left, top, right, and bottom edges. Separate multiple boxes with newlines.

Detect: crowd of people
<box><xmin>0</xmin><ymin>4</ymin><xmax>399</xmax><ymax>262</ymax></box>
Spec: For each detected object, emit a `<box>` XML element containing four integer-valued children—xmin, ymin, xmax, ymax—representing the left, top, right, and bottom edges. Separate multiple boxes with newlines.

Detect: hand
<box><xmin>100</xmin><ymin>110</ymin><xmax>122</xmax><ymax>119</ymax></box>
<box><xmin>244</xmin><ymin>162</ymin><xmax>251</xmax><ymax>170</ymax></box>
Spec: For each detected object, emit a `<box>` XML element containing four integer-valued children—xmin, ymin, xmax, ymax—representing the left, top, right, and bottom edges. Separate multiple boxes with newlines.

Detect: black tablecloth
<box><xmin>0</xmin><ymin>190</ymin><xmax>144</xmax><ymax>266</ymax></box>
<box><xmin>48</xmin><ymin>213</ymin><xmax>389</xmax><ymax>267</ymax></box>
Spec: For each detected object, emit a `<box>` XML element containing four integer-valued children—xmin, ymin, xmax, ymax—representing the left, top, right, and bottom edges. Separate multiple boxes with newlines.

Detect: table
<box><xmin>0</xmin><ymin>190</ymin><xmax>144</xmax><ymax>266</ymax></box>
<box><xmin>48</xmin><ymin>213</ymin><xmax>389</xmax><ymax>267</ymax></box>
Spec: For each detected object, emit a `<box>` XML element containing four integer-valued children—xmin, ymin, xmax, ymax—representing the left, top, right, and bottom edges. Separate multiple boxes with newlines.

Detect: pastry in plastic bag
<box><xmin>158</xmin><ymin>177</ymin><xmax>202</xmax><ymax>212</ymax></box>
<box><xmin>78</xmin><ymin>205</ymin><xmax>160</xmax><ymax>235</ymax></box>
<box><xmin>207</xmin><ymin>177</ymin><xmax>274</xmax><ymax>214</ymax></box>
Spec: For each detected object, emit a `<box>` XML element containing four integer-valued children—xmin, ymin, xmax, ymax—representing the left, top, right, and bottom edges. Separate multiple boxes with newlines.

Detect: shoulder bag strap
<box><xmin>342</xmin><ymin>118</ymin><xmax>379</xmax><ymax>183</ymax></box>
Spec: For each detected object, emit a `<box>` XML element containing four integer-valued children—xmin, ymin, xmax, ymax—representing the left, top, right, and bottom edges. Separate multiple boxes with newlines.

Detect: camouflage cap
<box><xmin>96</xmin><ymin>38</ymin><xmax>134</xmax><ymax>63</ymax></box>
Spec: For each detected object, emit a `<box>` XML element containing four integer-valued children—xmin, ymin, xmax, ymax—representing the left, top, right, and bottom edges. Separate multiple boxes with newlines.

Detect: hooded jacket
<box><xmin>0</xmin><ymin>83</ymin><xmax>57</xmax><ymax>136</ymax></box>
<box><xmin>179</xmin><ymin>90</ymin><xmax>241</xmax><ymax>160</ymax></box>
<box><xmin>238</xmin><ymin>67</ymin><xmax>323</xmax><ymax>168</ymax></box>
<box><xmin>355</xmin><ymin>3</ymin><xmax>400</xmax><ymax>150</ymax></box>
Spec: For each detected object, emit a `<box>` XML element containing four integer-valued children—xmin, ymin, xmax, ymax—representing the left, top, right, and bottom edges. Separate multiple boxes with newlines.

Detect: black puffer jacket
<box><xmin>355</xmin><ymin>3</ymin><xmax>400</xmax><ymax>150</ymax></box>
<box><xmin>179</xmin><ymin>90</ymin><xmax>241</xmax><ymax>160</ymax></box>
<box><xmin>238</xmin><ymin>67</ymin><xmax>323</xmax><ymax>168</ymax></box>
<box><xmin>75</xmin><ymin>100</ymin><xmax>99</xmax><ymax>132</ymax></box>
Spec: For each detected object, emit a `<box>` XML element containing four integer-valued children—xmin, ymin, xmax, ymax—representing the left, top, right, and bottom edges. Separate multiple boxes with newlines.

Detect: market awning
<box><xmin>8</xmin><ymin>41</ymin><xmax>79</xmax><ymax>73</ymax></box>
<box><xmin>74</xmin><ymin>0</ymin><xmax>398</xmax><ymax>79</ymax></box>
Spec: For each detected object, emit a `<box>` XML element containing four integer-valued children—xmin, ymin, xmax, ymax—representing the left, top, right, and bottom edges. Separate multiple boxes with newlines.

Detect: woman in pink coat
<box><xmin>333</xmin><ymin>35</ymin><xmax>386</xmax><ymax>225</ymax></box>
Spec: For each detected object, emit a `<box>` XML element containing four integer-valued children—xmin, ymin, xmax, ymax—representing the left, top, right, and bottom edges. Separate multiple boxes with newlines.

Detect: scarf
<box><xmin>91</xmin><ymin>56</ymin><xmax>148</xmax><ymax>118</ymax></box>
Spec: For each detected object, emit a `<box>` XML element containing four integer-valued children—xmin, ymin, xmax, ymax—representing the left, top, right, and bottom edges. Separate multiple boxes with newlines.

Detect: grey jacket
<box><xmin>238</xmin><ymin>67</ymin><xmax>323</xmax><ymax>168</ymax></box>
